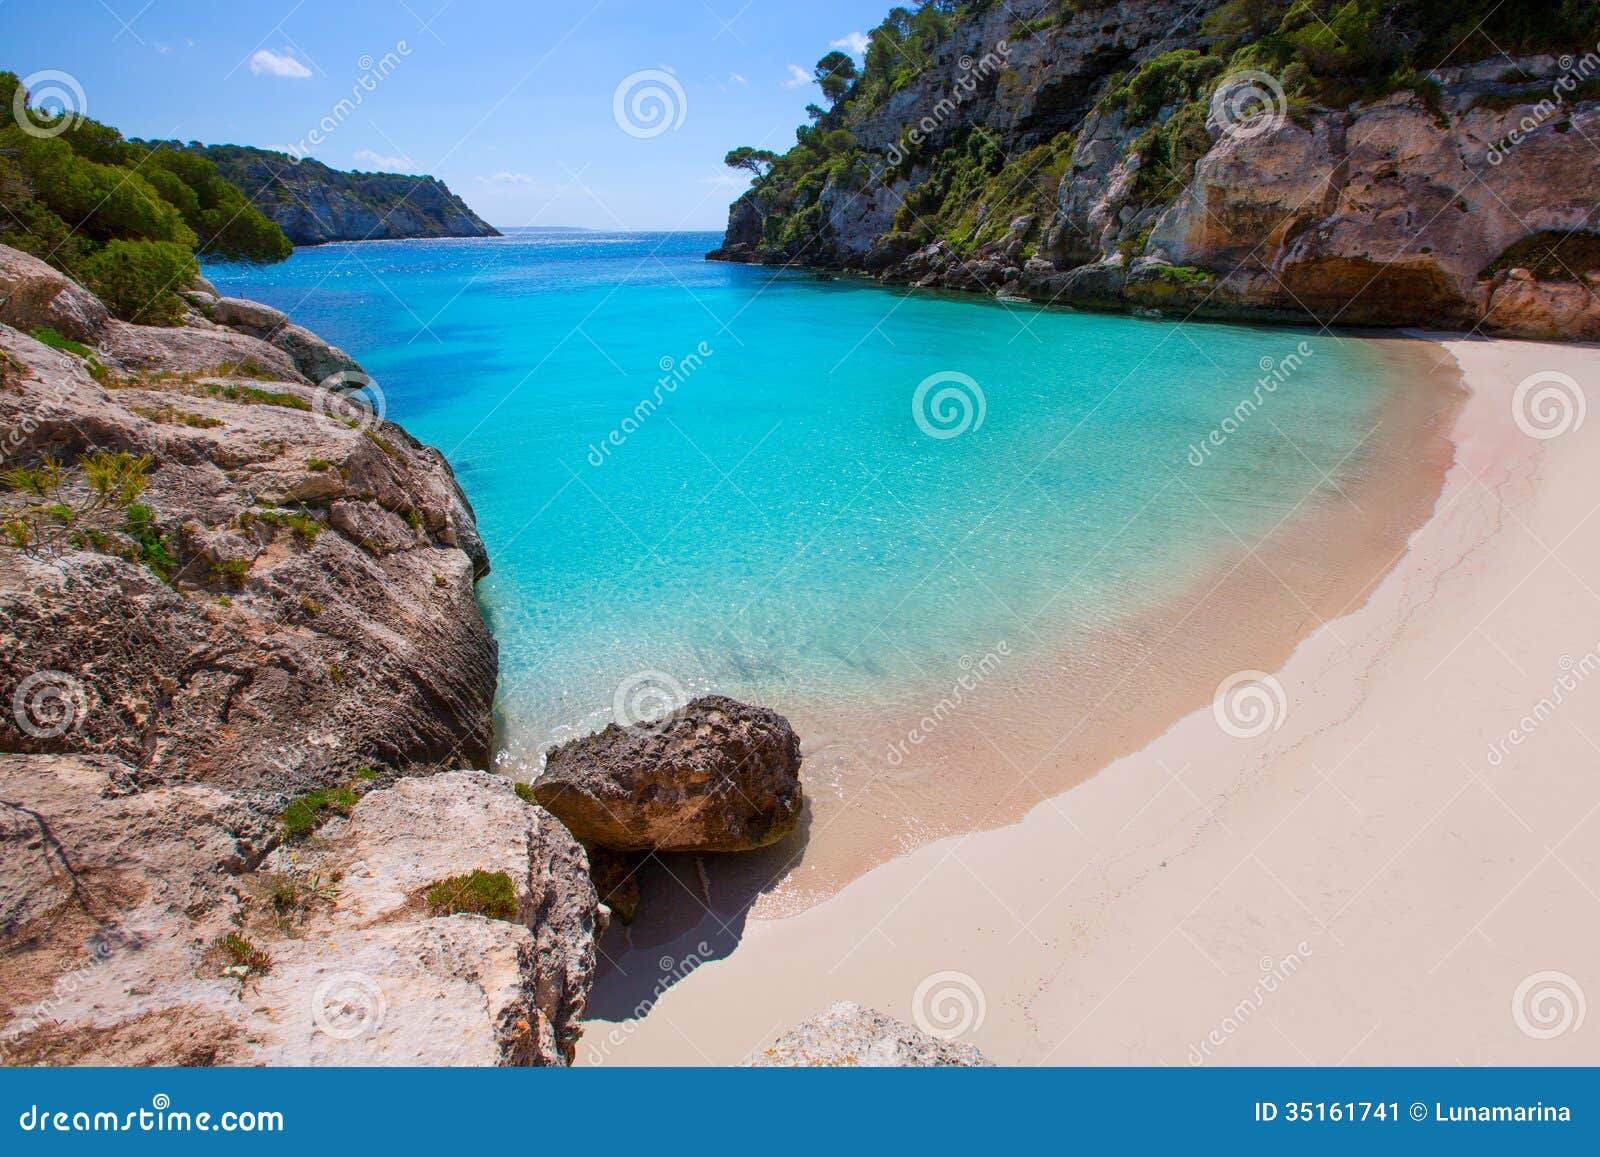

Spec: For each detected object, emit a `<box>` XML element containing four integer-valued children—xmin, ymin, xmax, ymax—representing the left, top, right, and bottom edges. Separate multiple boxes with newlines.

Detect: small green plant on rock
<box><xmin>512</xmin><ymin>782</ymin><xmax>537</xmax><ymax>804</ymax></box>
<box><xmin>0</xmin><ymin>451</ymin><xmax>173</xmax><ymax>577</ymax></box>
<box><xmin>213</xmin><ymin>556</ymin><xmax>250</xmax><ymax>589</ymax></box>
<box><xmin>424</xmin><ymin>870</ymin><xmax>518</xmax><ymax>922</ymax></box>
<box><xmin>266</xmin><ymin>871</ymin><xmax>342</xmax><ymax>924</ymax></box>
<box><xmin>28</xmin><ymin>326</ymin><xmax>94</xmax><ymax>359</ymax></box>
<box><xmin>280</xmin><ymin>785</ymin><xmax>359</xmax><ymax>840</ymax></box>
<box><xmin>216</xmin><ymin>931</ymin><xmax>272</xmax><ymax>976</ymax></box>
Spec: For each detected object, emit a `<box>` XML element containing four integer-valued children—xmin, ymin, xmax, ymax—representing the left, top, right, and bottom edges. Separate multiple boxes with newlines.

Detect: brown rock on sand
<box><xmin>534</xmin><ymin>695</ymin><xmax>803</xmax><ymax>853</ymax></box>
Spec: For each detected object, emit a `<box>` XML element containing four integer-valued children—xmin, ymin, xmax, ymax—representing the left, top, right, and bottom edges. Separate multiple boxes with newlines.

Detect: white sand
<box><xmin>583</xmin><ymin>336</ymin><xmax>1600</xmax><ymax>1066</ymax></box>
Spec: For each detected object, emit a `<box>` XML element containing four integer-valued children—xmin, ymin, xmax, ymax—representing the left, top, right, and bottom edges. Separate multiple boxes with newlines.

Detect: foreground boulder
<box><xmin>247</xmin><ymin>772</ymin><xmax>602</xmax><ymax>1065</ymax></box>
<box><xmin>0</xmin><ymin>245</ymin><xmax>109</xmax><ymax>340</ymax></box>
<box><xmin>0</xmin><ymin>767</ymin><xmax>602</xmax><ymax>1066</ymax></box>
<box><xmin>749</xmin><ymin>1002</ymin><xmax>991</xmax><ymax>1067</ymax></box>
<box><xmin>534</xmin><ymin>695</ymin><xmax>802</xmax><ymax>852</ymax></box>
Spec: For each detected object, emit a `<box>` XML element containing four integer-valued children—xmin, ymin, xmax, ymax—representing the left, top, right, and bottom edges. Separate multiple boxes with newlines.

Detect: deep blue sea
<box><xmin>208</xmin><ymin>228</ymin><xmax>1407</xmax><ymax>770</ymax></box>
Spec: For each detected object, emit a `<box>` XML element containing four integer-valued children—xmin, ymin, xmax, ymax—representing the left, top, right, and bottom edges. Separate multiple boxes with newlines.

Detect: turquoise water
<box><xmin>209</xmin><ymin>229</ymin><xmax>1400</xmax><ymax>766</ymax></box>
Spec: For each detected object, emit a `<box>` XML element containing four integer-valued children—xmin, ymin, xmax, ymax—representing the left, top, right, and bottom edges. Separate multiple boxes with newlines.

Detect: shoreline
<box><xmin>582</xmin><ymin>332</ymin><xmax>1600</xmax><ymax>1066</ymax></box>
<box><xmin>589</xmin><ymin>331</ymin><xmax>1463</xmax><ymax>948</ymax></box>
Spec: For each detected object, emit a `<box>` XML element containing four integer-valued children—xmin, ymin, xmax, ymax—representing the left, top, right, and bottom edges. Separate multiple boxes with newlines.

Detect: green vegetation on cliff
<box><xmin>1</xmin><ymin>70</ymin><xmax>290</xmax><ymax>324</ymax></box>
<box><xmin>720</xmin><ymin>0</ymin><xmax>1600</xmax><ymax>265</ymax></box>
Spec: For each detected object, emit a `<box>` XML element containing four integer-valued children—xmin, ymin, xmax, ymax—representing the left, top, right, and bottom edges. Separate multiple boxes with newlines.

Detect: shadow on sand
<box><xmin>581</xmin><ymin>801</ymin><xmax>811</xmax><ymax>1024</ymax></box>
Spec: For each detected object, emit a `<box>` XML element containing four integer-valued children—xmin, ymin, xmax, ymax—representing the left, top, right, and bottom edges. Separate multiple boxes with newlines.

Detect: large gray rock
<box><xmin>0</xmin><ymin>763</ymin><xmax>604</xmax><ymax>1067</ymax></box>
<box><xmin>749</xmin><ymin>1002</ymin><xmax>992</xmax><ymax>1067</ymax></box>
<box><xmin>209</xmin><ymin>296</ymin><xmax>289</xmax><ymax>332</ymax></box>
<box><xmin>534</xmin><ymin>695</ymin><xmax>803</xmax><ymax>852</ymax></box>
<box><xmin>270</xmin><ymin>322</ymin><xmax>363</xmax><ymax>384</ymax></box>
<box><xmin>0</xmin><ymin>245</ymin><xmax>109</xmax><ymax>340</ymax></box>
<box><xmin>97</xmin><ymin>316</ymin><xmax>305</xmax><ymax>381</ymax></box>
<box><xmin>0</xmin><ymin>320</ymin><xmax>496</xmax><ymax>780</ymax></box>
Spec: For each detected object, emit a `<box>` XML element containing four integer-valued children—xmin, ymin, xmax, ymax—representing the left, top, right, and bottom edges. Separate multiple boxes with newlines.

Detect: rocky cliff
<box><xmin>148</xmin><ymin>143</ymin><xmax>500</xmax><ymax>247</ymax></box>
<box><xmin>0</xmin><ymin>244</ymin><xmax>599</xmax><ymax>1065</ymax></box>
<box><xmin>711</xmin><ymin>0</ymin><xmax>1600</xmax><ymax>339</ymax></box>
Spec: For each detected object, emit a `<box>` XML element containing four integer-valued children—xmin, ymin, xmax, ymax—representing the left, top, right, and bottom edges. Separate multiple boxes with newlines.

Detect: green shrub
<box><xmin>0</xmin><ymin>70</ymin><xmax>290</xmax><ymax>314</ymax></box>
<box><xmin>202</xmin><ymin>382</ymin><xmax>309</xmax><ymax>410</ymax></box>
<box><xmin>77</xmin><ymin>240</ymin><xmax>197</xmax><ymax>325</ymax></box>
<box><xmin>124</xmin><ymin>502</ymin><xmax>176</xmax><ymax>580</ymax></box>
<box><xmin>512</xmin><ymin>782</ymin><xmax>537</xmax><ymax>804</ymax></box>
<box><xmin>213</xmin><ymin>556</ymin><xmax>251</xmax><ymax>588</ymax></box>
<box><xmin>424</xmin><ymin>870</ymin><xmax>519</xmax><ymax>922</ymax></box>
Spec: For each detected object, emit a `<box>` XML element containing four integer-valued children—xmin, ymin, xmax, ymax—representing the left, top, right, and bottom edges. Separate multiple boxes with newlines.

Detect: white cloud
<box><xmin>475</xmin><ymin>171</ymin><xmax>542</xmax><ymax>187</ymax></box>
<box><xmin>782</xmin><ymin>64</ymin><xmax>811</xmax><ymax>89</ymax></box>
<box><xmin>830</xmin><ymin>31</ymin><xmax>870</xmax><ymax>59</ymax></box>
<box><xmin>353</xmin><ymin>149</ymin><xmax>418</xmax><ymax>172</ymax></box>
<box><xmin>728</xmin><ymin>72</ymin><xmax>747</xmax><ymax>85</ymax></box>
<box><xmin>249</xmin><ymin>49</ymin><xmax>311</xmax><ymax>79</ymax></box>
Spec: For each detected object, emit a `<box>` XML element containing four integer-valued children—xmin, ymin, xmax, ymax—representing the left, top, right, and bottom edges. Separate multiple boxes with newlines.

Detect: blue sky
<box><xmin>1</xmin><ymin>0</ymin><xmax>891</xmax><ymax>229</ymax></box>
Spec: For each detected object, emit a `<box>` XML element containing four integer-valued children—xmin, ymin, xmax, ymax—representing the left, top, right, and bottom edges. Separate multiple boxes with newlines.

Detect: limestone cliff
<box><xmin>711</xmin><ymin>0</ymin><xmax>1600</xmax><ymax>338</ymax></box>
<box><xmin>147</xmin><ymin>143</ymin><xmax>501</xmax><ymax>247</ymax></box>
<box><xmin>0</xmin><ymin>245</ymin><xmax>600</xmax><ymax>1065</ymax></box>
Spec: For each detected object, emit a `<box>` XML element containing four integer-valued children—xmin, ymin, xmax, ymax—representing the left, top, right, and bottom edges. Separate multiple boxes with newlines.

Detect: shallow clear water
<box><xmin>209</xmin><ymin>229</ymin><xmax>1399</xmax><ymax>767</ymax></box>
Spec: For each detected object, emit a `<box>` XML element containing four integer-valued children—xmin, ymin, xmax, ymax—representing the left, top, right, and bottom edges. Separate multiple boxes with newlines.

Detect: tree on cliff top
<box><xmin>724</xmin><ymin>147</ymin><xmax>778</xmax><ymax>176</ymax></box>
<box><xmin>814</xmin><ymin>51</ymin><xmax>859</xmax><ymax>104</ymax></box>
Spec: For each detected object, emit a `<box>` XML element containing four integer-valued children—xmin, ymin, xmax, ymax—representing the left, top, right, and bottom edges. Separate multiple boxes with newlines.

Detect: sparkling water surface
<box><xmin>209</xmin><ymin>229</ymin><xmax>1398</xmax><ymax>766</ymax></box>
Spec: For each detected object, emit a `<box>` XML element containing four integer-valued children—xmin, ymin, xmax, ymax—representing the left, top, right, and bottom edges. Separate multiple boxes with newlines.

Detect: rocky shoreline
<box><xmin>0</xmin><ymin>242</ymin><xmax>591</xmax><ymax>1063</ymax></box>
<box><xmin>0</xmin><ymin>244</ymin><xmax>921</xmax><ymax>1067</ymax></box>
<box><xmin>709</xmin><ymin>0</ymin><xmax>1600</xmax><ymax>340</ymax></box>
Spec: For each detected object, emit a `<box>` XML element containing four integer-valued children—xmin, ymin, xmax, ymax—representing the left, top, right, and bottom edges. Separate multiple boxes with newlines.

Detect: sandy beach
<box><xmin>583</xmin><ymin>334</ymin><xmax>1600</xmax><ymax>1066</ymax></box>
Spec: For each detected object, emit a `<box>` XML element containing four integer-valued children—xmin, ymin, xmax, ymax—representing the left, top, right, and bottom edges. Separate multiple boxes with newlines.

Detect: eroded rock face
<box><xmin>710</xmin><ymin>0</ymin><xmax>1600</xmax><ymax>338</ymax></box>
<box><xmin>268</xmin><ymin>323</ymin><xmax>363</xmax><ymax>384</ymax></box>
<box><xmin>749</xmin><ymin>1002</ymin><xmax>992</xmax><ymax>1067</ymax></box>
<box><xmin>534</xmin><ymin>695</ymin><xmax>803</xmax><ymax>853</ymax></box>
<box><xmin>0</xmin><ymin>252</ymin><xmax>607</xmax><ymax>1066</ymax></box>
<box><xmin>247</xmin><ymin>772</ymin><xmax>602</xmax><ymax>1066</ymax></box>
<box><xmin>0</xmin><ymin>764</ymin><xmax>602</xmax><ymax>1067</ymax></box>
<box><xmin>0</xmin><ymin>323</ymin><xmax>497</xmax><ymax>783</ymax></box>
<box><xmin>0</xmin><ymin>245</ymin><xmax>110</xmax><ymax>341</ymax></box>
